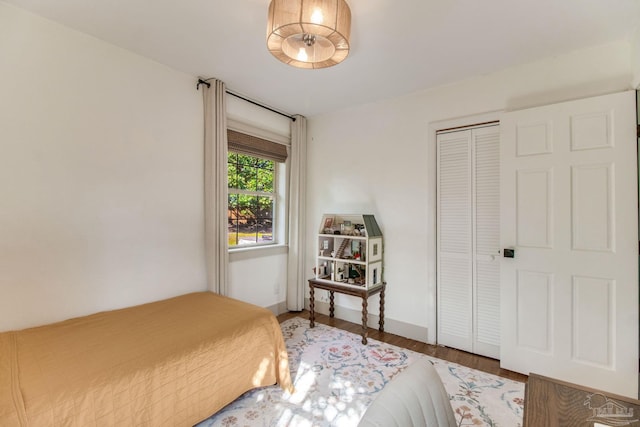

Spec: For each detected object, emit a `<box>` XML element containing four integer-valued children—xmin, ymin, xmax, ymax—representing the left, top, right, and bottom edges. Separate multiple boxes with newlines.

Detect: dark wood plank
<box><xmin>524</xmin><ymin>373</ymin><xmax>640</xmax><ymax>427</ymax></box>
<box><xmin>277</xmin><ymin>310</ymin><xmax>527</xmax><ymax>383</ymax></box>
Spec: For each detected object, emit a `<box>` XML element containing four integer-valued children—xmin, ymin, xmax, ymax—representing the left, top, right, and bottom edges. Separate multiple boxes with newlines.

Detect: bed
<box><xmin>0</xmin><ymin>291</ymin><xmax>292</xmax><ymax>426</ymax></box>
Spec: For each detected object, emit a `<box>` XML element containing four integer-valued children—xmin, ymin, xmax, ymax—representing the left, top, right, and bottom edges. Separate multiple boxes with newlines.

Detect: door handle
<box><xmin>503</xmin><ymin>248</ymin><xmax>515</xmax><ymax>258</ymax></box>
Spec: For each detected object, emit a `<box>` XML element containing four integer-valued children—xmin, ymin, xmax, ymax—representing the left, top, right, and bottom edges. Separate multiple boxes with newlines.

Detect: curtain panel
<box><xmin>287</xmin><ymin>115</ymin><xmax>307</xmax><ymax>310</ymax></box>
<box><xmin>202</xmin><ymin>79</ymin><xmax>229</xmax><ymax>295</ymax></box>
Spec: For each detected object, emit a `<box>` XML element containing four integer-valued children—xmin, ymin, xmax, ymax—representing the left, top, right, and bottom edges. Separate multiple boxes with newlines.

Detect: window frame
<box><xmin>226</xmin><ymin>121</ymin><xmax>290</xmax><ymax>253</ymax></box>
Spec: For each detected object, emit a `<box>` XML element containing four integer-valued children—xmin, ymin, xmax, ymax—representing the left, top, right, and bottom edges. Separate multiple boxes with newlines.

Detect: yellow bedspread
<box><xmin>0</xmin><ymin>292</ymin><xmax>292</xmax><ymax>426</ymax></box>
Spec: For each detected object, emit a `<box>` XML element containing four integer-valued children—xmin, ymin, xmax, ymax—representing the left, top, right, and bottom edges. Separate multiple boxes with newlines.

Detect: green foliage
<box><xmin>228</xmin><ymin>195</ymin><xmax>273</xmax><ymax>220</ymax></box>
<box><xmin>228</xmin><ymin>153</ymin><xmax>274</xmax><ymax>192</ymax></box>
<box><xmin>227</xmin><ymin>152</ymin><xmax>275</xmax><ymax>246</ymax></box>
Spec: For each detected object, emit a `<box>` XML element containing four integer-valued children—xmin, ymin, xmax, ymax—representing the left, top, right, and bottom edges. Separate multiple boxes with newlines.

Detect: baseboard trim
<box><xmin>266</xmin><ymin>301</ymin><xmax>288</xmax><ymax>316</ymax></box>
<box><xmin>303</xmin><ymin>298</ymin><xmax>430</xmax><ymax>344</ymax></box>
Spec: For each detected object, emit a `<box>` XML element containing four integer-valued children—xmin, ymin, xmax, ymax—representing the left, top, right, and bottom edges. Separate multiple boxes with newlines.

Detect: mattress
<box><xmin>0</xmin><ymin>292</ymin><xmax>292</xmax><ymax>426</ymax></box>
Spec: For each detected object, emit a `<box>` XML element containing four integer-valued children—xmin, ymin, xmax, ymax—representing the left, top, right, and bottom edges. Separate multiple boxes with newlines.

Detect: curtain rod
<box><xmin>197</xmin><ymin>78</ymin><xmax>296</xmax><ymax>122</ymax></box>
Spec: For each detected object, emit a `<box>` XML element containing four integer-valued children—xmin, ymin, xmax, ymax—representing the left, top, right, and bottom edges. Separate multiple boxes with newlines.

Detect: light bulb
<box><xmin>297</xmin><ymin>48</ymin><xmax>308</xmax><ymax>62</ymax></box>
<box><xmin>310</xmin><ymin>8</ymin><xmax>323</xmax><ymax>24</ymax></box>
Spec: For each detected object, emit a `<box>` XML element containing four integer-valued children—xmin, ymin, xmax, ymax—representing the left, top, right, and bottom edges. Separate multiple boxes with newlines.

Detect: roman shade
<box><xmin>227</xmin><ymin>129</ymin><xmax>288</xmax><ymax>163</ymax></box>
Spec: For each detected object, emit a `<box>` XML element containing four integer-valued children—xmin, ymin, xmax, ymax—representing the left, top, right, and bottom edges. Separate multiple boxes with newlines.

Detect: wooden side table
<box><xmin>308</xmin><ymin>279</ymin><xmax>386</xmax><ymax>345</ymax></box>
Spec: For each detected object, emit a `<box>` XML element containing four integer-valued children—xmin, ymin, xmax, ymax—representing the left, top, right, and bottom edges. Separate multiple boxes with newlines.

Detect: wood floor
<box><xmin>277</xmin><ymin>310</ymin><xmax>528</xmax><ymax>383</ymax></box>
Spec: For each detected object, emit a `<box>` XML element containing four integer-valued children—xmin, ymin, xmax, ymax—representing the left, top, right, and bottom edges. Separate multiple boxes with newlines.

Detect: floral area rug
<box><xmin>196</xmin><ymin>317</ymin><xmax>524</xmax><ymax>427</ymax></box>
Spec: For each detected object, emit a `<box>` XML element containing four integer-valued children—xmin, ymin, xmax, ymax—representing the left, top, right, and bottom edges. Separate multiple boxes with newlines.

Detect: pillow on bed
<box><xmin>358</xmin><ymin>358</ymin><xmax>456</xmax><ymax>427</ymax></box>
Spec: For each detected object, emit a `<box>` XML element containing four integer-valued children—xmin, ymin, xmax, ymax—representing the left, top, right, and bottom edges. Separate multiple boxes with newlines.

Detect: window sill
<box><xmin>229</xmin><ymin>243</ymin><xmax>288</xmax><ymax>261</ymax></box>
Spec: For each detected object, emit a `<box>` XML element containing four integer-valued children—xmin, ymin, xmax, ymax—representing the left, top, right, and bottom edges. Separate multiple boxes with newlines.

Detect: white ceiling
<box><xmin>4</xmin><ymin>0</ymin><xmax>640</xmax><ymax>116</ymax></box>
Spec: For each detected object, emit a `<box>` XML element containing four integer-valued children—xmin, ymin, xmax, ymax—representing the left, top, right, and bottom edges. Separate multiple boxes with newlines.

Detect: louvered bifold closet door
<box><xmin>437</xmin><ymin>130</ymin><xmax>473</xmax><ymax>353</ymax></box>
<box><xmin>472</xmin><ymin>126</ymin><xmax>500</xmax><ymax>359</ymax></box>
<box><xmin>437</xmin><ymin>125</ymin><xmax>500</xmax><ymax>358</ymax></box>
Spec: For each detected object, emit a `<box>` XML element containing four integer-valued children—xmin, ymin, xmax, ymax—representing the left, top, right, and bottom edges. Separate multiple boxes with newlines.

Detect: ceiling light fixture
<box><xmin>266</xmin><ymin>0</ymin><xmax>351</xmax><ymax>69</ymax></box>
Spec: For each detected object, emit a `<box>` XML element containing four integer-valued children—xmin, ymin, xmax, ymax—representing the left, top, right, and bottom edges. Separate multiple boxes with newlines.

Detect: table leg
<box><xmin>379</xmin><ymin>284</ymin><xmax>385</xmax><ymax>332</ymax></box>
<box><xmin>309</xmin><ymin>285</ymin><xmax>315</xmax><ymax>328</ymax></box>
<box><xmin>329</xmin><ymin>291</ymin><xmax>335</xmax><ymax>318</ymax></box>
<box><xmin>361</xmin><ymin>296</ymin><xmax>368</xmax><ymax>345</ymax></box>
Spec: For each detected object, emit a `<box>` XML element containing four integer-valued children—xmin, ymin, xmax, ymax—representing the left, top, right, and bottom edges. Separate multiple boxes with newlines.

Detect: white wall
<box><xmin>0</xmin><ymin>3</ymin><xmax>205</xmax><ymax>331</ymax></box>
<box><xmin>306</xmin><ymin>40</ymin><xmax>636</xmax><ymax>344</ymax></box>
<box><xmin>228</xmin><ymin>246</ymin><xmax>288</xmax><ymax>311</ymax></box>
<box><xmin>632</xmin><ymin>26</ymin><xmax>640</xmax><ymax>89</ymax></box>
<box><xmin>227</xmin><ymin>95</ymin><xmax>291</xmax><ymax>138</ymax></box>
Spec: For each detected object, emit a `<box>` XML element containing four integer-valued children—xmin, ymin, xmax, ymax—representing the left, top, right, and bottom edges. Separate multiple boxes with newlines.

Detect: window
<box><xmin>226</xmin><ymin>129</ymin><xmax>287</xmax><ymax>248</ymax></box>
<box><xmin>227</xmin><ymin>152</ymin><xmax>276</xmax><ymax>247</ymax></box>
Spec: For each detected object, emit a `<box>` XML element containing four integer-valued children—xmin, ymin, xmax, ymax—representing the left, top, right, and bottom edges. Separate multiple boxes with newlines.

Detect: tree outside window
<box><xmin>227</xmin><ymin>152</ymin><xmax>275</xmax><ymax>247</ymax></box>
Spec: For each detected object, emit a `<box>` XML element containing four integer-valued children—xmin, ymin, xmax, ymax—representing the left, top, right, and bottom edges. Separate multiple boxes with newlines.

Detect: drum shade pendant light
<box><xmin>266</xmin><ymin>0</ymin><xmax>351</xmax><ymax>69</ymax></box>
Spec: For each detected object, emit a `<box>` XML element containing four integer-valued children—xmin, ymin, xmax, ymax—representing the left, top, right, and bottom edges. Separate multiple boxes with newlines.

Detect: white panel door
<box><xmin>437</xmin><ymin>125</ymin><xmax>500</xmax><ymax>359</ymax></box>
<box><xmin>500</xmin><ymin>90</ymin><xmax>638</xmax><ymax>398</ymax></box>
